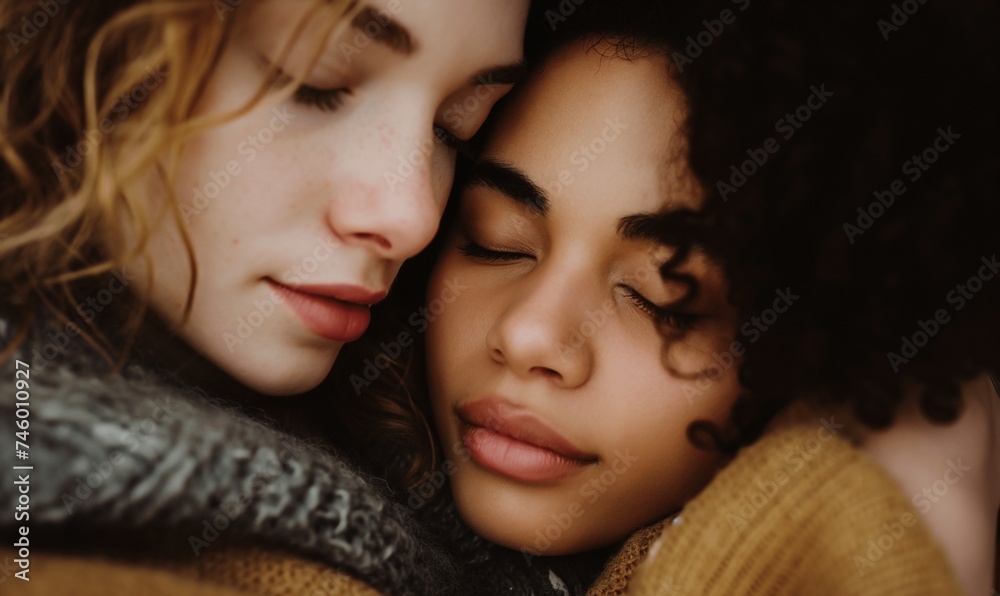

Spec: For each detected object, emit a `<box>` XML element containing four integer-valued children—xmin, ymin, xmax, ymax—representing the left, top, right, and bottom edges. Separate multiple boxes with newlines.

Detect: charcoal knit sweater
<box><xmin>0</xmin><ymin>313</ymin><xmax>602</xmax><ymax>595</ymax></box>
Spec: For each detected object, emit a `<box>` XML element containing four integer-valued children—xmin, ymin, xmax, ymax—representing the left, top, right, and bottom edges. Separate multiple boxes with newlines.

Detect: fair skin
<box><xmin>425</xmin><ymin>41</ymin><xmax>743</xmax><ymax>555</ymax></box>
<box><xmin>128</xmin><ymin>0</ymin><xmax>529</xmax><ymax>395</ymax></box>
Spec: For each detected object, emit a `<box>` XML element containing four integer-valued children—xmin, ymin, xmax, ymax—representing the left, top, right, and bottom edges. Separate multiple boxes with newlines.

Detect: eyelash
<box><xmin>292</xmin><ymin>84</ymin><xmax>350</xmax><ymax>112</ymax></box>
<box><xmin>622</xmin><ymin>287</ymin><xmax>700</xmax><ymax>332</ymax></box>
<box><xmin>458</xmin><ymin>241</ymin><xmax>699</xmax><ymax>331</ymax></box>
<box><xmin>290</xmin><ymin>83</ymin><xmax>470</xmax><ymax>155</ymax></box>
<box><xmin>457</xmin><ymin>241</ymin><xmax>531</xmax><ymax>263</ymax></box>
<box><xmin>434</xmin><ymin>125</ymin><xmax>473</xmax><ymax>157</ymax></box>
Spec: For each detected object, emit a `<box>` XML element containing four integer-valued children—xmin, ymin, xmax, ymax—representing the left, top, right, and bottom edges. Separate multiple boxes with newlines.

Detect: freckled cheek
<box><xmin>376</xmin><ymin>124</ymin><xmax>394</xmax><ymax>151</ymax></box>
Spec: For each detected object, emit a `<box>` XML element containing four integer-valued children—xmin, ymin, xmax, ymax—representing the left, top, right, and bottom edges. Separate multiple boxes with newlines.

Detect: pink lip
<box><xmin>457</xmin><ymin>397</ymin><xmax>597</xmax><ymax>483</ymax></box>
<box><xmin>283</xmin><ymin>283</ymin><xmax>387</xmax><ymax>305</ymax></box>
<box><xmin>267</xmin><ymin>279</ymin><xmax>380</xmax><ymax>342</ymax></box>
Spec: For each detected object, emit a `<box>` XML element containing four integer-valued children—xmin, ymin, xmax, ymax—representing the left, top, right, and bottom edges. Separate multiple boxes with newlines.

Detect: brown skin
<box><xmin>426</xmin><ymin>41</ymin><xmax>742</xmax><ymax>555</ymax></box>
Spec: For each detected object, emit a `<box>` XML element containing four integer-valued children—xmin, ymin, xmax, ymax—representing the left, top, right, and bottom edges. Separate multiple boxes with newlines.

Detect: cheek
<box><xmin>426</xmin><ymin>259</ymin><xmax>463</xmax><ymax>375</ymax></box>
<box><xmin>578</xmin><ymin>391</ymin><xmax>731</xmax><ymax>541</ymax></box>
<box><xmin>619</xmin><ymin>347</ymin><xmax>741</xmax><ymax>442</ymax></box>
<box><xmin>175</xmin><ymin>39</ymin><xmax>306</xmax><ymax>226</ymax></box>
<box><xmin>171</xmin><ymin>81</ymin><xmax>314</xmax><ymax>248</ymax></box>
<box><xmin>426</xmin><ymin>257</ymin><xmax>491</xmax><ymax>387</ymax></box>
<box><xmin>124</xmin><ymin>225</ymin><xmax>189</xmax><ymax>317</ymax></box>
<box><xmin>120</xmin><ymin>166</ymin><xmax>196</xmax><ymax>317</ymax></box>
<box><xmin>598</xmin><ymin>344</ymin><xmax>740</xmax><ymax>486</ymax></box>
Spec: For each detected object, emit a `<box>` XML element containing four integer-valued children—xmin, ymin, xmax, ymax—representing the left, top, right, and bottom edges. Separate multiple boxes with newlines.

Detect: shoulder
<box><xmin>852</xmin><ymin>373</ymin><xmax>1000</xmax><ymax>596</ymax></box>
<box><xmin>626</xmin><ymin>401</ymin><xmax>963</xmax><ymax>595</ymax></box>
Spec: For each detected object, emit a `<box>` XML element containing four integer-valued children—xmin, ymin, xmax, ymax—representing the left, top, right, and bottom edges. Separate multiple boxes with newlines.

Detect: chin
<box><xmin>241</xmin><ymin>375</ymin><xmax>326</xmax><ymax>396</ymax></box>
<box><xmin>227</xmin><ymin>346</ymin><xmax>341</xmax><ymax>396</ymax></box>
<box><xmin>451</xmin><ymin>478</ymin><xmax>595</xmax><ymax>556</ymax></box>
<box><xmin>462</xmin><ymin>509</ymin><xmax>592</xmax><ymax>556</ymax></box>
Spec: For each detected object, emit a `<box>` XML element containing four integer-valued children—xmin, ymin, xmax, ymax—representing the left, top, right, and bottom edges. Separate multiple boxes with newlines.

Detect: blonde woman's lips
<box><xmin>266</xmin><ymin>279</ymin><xmax>382</xmax><ymax>342</ymax></box>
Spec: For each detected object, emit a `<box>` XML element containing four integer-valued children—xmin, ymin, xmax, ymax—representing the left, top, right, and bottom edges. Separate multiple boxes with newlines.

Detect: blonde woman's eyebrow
<box><xmin>347</xmin><ymin>5</ymin><xmax>525</xmax><ymax>85</ymax></box>
<box><xmin>348</xmin><ymin>5</ymin><xmax>415</xmax><ymax>55</ymax></box>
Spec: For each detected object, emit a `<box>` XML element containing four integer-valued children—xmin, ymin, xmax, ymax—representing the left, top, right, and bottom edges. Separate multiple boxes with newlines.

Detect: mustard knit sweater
<box><xmin>589</xmin><ymin>401</ymin><xmax>965</xmax><ymax>595</ymax></box>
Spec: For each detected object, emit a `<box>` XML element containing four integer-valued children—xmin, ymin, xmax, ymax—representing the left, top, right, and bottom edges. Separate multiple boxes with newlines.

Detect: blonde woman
<box><xmin>0</xmin><ymin>0</ymin><xmax>529</xmax><ymax>593</ymax></box>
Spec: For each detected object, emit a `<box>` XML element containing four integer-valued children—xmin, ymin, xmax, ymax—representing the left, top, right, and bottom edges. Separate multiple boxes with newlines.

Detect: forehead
<box><xmin>483</xmin><ymin>40</ymin><xmax>698</xmax><ymax>215</ymax></box>
<box><xmin>241</xmin><ymin>0</ymin><xmax>526</xmax><ymax>80</ymax></box>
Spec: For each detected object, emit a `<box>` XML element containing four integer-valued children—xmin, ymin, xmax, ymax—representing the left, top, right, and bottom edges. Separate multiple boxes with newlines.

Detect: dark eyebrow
<box><xmin>472</xmin><ymin>60</ymin><xmax>528</xmax><ymax>86</ymax></box>
<box><xmin>618</xmin><ymin>211</ymin><xmax>710</xmax><ymax>254</ymax></box>
<box><xmin>468</xmin><ymin>159</ymin><xmax>548</xmax><ymax>215</ymax></box>
<box><xmin>349</xmin><ymin>5</ymin><xmax>415</xmax><ymax>55</ymax></box>
<box><xmin>618</xmin><ymin>213</ymin><xmax>664</xmax><ymax>243</ymax></box>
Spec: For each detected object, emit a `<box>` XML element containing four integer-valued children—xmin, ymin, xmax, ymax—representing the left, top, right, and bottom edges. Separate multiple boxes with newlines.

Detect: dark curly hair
<box><xmin>679</xmin><ymin>0</ymin><xmax>997</xmax><ymax>447</ymax></box>
<box><xmin>324</xmin><ymin>0</ymin><xmax>999</xmax><ymax>483</ymax></box>
<box><xmin>513</xmin><ymin>0</ymin><xmax>1000</xmax><ymax>452</ymax></box>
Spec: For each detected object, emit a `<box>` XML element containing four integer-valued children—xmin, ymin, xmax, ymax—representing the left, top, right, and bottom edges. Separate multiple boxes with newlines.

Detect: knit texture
<box><xmin>0</xmin><ymin>314</ymin><xmax>454</xmax><ymax>595</ymax></box>
<box><xmin>164</xmin><ymin>545</ymin><xmax>381</xmax><ymax>595</ymax></box>
<box><xmin>586</xmin><ymin>521</ymin><xmax>665</xmax><ymax>595</ymax></box>
<box><xmin>0</xmin><ymin>312</ymin><xmax>609</xmax><ymax>595</ymax></box>
<box><xmin>0</xmin><ymin>545</ymin><xmax>383</xmax><ymax>595</ymax></box>
<box><xmin>0</xmin><ymin>547</ymin><xmax>254</xmax><ymax>596</ymax></box>
<box><xmin>626</xmin><ymin>401</ymin><xmax>964</xmax><ymax>595</ymax></box>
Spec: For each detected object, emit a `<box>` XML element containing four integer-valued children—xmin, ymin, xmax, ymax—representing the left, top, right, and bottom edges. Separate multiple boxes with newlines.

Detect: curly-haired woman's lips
<box><xmin>458</xmin><ymin>397</ymin><xmax>598</xmax><ymax>483</ymax></box>
<box><xmin>266</xmin><ymin>279</ymin><xmax>385</xmax><ymax>342</ymax></box>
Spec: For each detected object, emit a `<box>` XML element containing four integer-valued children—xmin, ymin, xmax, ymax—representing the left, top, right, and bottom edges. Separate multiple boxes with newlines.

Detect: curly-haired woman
<box><xmin>330</xmin><ymin>1</ymin><xmax>999</xmax><ymax>593</ymax></box>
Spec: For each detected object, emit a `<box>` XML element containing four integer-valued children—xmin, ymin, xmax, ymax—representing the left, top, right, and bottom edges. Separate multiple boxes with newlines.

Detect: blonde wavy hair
<box><xmin>0</xmin><ymin>0</ymin><xmax>352</xmax><ymax>362</ymax></box>
<box><xmin>1</xmin><ymin>0</ymin><xmax>440</xmax><ymax>489</ymax></box>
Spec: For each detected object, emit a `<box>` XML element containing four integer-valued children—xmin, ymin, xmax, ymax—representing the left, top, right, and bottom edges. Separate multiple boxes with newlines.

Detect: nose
<box><xmin>485</xmin><ymin>273</ymin><xmax>595</xmax><ymax>388</ymax></box>
<box><xmin>325</xmin><ymin>111</ymin><xmax>446</xmax><ymax>261</ymax></box>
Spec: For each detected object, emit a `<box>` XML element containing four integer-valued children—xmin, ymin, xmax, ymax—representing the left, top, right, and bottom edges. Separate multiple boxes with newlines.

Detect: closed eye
<box><xmin>293</xmin><ymin>84</ymin><xmax>351</xmax><ymax>112</ymax></box>
<box><xmin>458</xmin><ymin>241</ymin><xmax>532</xmax><ymax>263</ymax></box>
<box><xmin>259</xmin><ymin>56</ymin><xmax>352</xmax><ymax>114</ymax></box>
<box><xmin>293</xmin><ymin>88</ymin><xmax>468</xmax><ymax>158</ymax></box>
<box><xmin>434</xmin><ymin>125</ymin><xmax>474</xmax><ymax>158</ymax></box>
<box><xmin>621</xmin><ymin>286</ymin><xmax>700</xmax><ymax>331</ymax></box>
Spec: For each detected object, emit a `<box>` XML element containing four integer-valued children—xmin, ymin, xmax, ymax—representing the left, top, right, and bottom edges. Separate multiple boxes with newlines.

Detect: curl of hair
<box><xmin>673</xmin><ymin>0</ymin><xmax>999</xmax><ymax>449</ymax></box>
<box><xmin>0</xmin><ymin>0</ymin><xmax>351</xmax><ymax>364</ymax></box>
<box><xmin>2</xmin><ymin>0</ymin><xmax>227</xmax><ymax>361</ymax></box>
